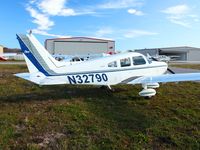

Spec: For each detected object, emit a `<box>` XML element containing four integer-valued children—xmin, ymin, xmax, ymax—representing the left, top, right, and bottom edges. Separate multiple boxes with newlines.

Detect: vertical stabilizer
<box><xmin>17</xmin><ymin>34</ymin><xmax>67</xmax><ymax>76</ymax></box>
<box><xmin>23</xmin><ymin>54</ymin><xmax>39</xmax><ymax>74</ymax></box>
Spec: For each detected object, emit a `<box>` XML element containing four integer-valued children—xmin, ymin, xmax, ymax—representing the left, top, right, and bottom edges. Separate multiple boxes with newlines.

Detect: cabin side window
<box><xmin>120</xmin><ymin>57</ymin><xmax>131</xmax><ymax>67</ymax></box>
<box><xmin>132</xmin><ymin>56</ymin><xmax>146</xmax><ymax>65</ymax></box>
<box><xmin>108</xmin><ymin>61</ymin><xmax>117</xmax><ymax>67</ymax></box>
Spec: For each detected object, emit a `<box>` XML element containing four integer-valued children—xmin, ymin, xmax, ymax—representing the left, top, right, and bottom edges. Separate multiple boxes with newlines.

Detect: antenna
<box><xmin>29</xmin><ymin>30</ymin><xmax>32</xmax><ymax>35</ymax></box>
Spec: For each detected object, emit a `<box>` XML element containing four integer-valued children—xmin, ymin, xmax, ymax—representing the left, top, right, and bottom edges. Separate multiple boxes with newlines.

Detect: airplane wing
<box><xmin>128</xmin><ymin>73</ymin><xmax>200</xmax><ymax>84</ymax></box>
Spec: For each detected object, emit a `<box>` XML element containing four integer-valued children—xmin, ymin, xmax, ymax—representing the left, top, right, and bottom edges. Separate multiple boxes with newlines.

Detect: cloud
<box><xmin>162</xmin><ymin>4</ymin><xmax>199</xmax><ymax>28</ymax></box>
<box><xmin>31</xmin><ymin>29</ymin><xmax>69</xmax><ymax>37</ymax></box>
<box><xmin>93</xmin><ymin>27</ymin><xmax>158</xmax><ymax>39</ymax></box>
<box><xmin>98</xmin><ymin>0</ymin><xmax>143</xmax><ymax>9</ymax></box>
<box><xmin>162</xmin><ymin>4</ymin><xmax>189</xmax><ymax>15</ymax></box>
<box><xmin>127</xmin><ymin>9</ymin><xmax>144</xmax><ymax>16</ymax></box>
<box><xmin>37</xmin><ymin>0</ymin><xmax>76</xmax><ymax>16</ymax></box>
<box><xmin>123</xmin><ymin>30</ymin><xmax>158</xmax><ymax>38</ymax></box>
<box><xmin>193</xmin><ymin>18</ymin><xmax>200</xmax><ymax>22</ymax></box>
<box><xmin>95</xmin><ymin>27</ymin><xmax>114</xmax><ymax>37</ymax></box>
<box><xmin>29</xmin><ymin>0</ymin><xmax>37</xmax><ymax>4</ymax></box>
<box><xmin>26</xmin><ymin>0</ymin><xmax>93</xmax><ymax>36</ymax></box>
<box><xmin>25</xmin><ymin>0</ymin><xmax>147</xmax><ymax>37</ymax></box>
<box><xmin>167</xmin><ymin>17</ymin><xmax>190</xmax><ymax>28</ymax></box>
<box><xmin>26</xmin><ymin>6</ymin><xmax>54</xmax><ymax>31</ymax></box>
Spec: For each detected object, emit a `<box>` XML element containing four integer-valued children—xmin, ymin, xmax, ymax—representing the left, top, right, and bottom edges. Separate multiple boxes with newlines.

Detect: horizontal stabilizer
<box><xmin>14</xmin><ymin>72</ymin><xmax>46</xmax><ymax>85</ymax></box>
<box><xmin>15</xmin><ymin>72</ymin><xmax>68</xmax><ymax>85</ymax></box>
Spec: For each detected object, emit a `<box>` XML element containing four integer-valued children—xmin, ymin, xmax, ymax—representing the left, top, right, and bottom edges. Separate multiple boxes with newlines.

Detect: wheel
<box><xmin>145</xmin><ymin>96</ymin><xmax>152</xmax><ymax>99</ymax></box>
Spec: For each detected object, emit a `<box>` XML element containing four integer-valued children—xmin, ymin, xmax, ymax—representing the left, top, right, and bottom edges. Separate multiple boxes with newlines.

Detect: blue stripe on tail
<box><xmin>16</xmin><ymin>34</ymin><xmax>51</xmax><ymax>76</ymax></box>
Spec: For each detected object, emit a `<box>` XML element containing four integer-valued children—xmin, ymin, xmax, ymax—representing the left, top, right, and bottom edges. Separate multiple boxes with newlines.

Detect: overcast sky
<box><xmin>0</xmin><ymin>0</ymin><xmax>200</xmax><ymax>50</ymax></box>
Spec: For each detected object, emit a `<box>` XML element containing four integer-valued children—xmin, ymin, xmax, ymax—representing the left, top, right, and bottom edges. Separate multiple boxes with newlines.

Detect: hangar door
<box><xmin>54</xmin><ymin>41</ymin><xmax>108</xmax><ymax>55</ymax></box>
<box><xmin>160</xmin><ymin>51</ymin><xmax>187</xmax><ymax>61</ymax></box>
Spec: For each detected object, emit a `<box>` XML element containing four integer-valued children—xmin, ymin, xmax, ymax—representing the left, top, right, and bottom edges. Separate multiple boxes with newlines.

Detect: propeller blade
<box><xmin>147</xmin><ymin>53</ymin><xmax>174</xmax><ymax>74</ymax></box>
<box><xmin>167</xmin><ymin>68</ymin><xmax>175</xmax><ymax>74</ymax></box>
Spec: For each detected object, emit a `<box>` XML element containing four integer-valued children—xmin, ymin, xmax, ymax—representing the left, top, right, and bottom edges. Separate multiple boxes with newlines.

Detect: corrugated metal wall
<box><xmin>187</xmin><ymin>49</ymin><xmax>200</xmax><ymax>61</ymax></box>
<box><xmin>45</xmin><ymin>38</ymin><xmax>115</xmax><ymax>55</ymax></box>
<box><xmin>54</xmin><ymin>41</ymin><xmax>108</xmax><ymax>55</ymax></box>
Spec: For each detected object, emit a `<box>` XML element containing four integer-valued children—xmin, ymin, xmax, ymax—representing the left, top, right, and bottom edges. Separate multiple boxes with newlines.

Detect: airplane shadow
<box><xmin>0</xmin><ymin>84</ymin><xmax>141</xmax><ymax>103</ymax></box>
<box><xmin>0</xmin><ymin>84</ymin><xmax>153</xmax><ymax>137</ymax></box>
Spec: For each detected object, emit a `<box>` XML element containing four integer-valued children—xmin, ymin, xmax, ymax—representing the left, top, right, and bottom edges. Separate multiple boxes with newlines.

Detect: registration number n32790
<box><xmin>67</xmin><ymin>73</ymin><xmax>108</xmax><ymax>84</ymax></box>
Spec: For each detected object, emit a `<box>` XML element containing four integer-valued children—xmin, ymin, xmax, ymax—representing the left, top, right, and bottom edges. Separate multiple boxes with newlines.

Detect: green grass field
<box><xmin>0</xmin><ymin>65</ymin><xmax>200</xmax><ymax>149</ymax></box>
<box><xmin>170</xmin><ymin>64</ymin><xmax>200</xmax><ymax>70</ymax></box>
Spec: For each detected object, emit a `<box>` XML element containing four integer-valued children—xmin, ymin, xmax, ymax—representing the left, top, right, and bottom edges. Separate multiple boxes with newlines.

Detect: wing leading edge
<box><xmin>128</xmin><ymin>73</ymin><xmax>200</xmax><ymax>84</ymax></box>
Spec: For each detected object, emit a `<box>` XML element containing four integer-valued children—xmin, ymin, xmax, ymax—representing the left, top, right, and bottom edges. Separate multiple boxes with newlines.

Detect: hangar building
<box><xmin>135</xmin><ymin>46</ymin><xmax>200</xmax><ymax>61</ymax></box>
<box><xmin>45</xmin><ymin>37</ymin><xmax>115</xmax><ymax>55</ymax></box>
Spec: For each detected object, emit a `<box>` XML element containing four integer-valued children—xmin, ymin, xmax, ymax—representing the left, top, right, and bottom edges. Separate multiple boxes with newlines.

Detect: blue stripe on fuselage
<box><xmin>16</xmin><ymin>34</ymin><xmax>51</xmax><ymax>76</ymax></box>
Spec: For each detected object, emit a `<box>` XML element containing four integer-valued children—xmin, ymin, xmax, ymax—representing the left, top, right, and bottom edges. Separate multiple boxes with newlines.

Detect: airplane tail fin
<box><xmin>16</xmin><ymin>34</ymin><xmax>67</xmax><ymax>76</ymax></box>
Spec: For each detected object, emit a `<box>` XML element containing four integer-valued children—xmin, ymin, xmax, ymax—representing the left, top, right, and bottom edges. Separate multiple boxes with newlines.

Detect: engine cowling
<box><xmin>139</xmin><ymin>88</ymin><xmax>156</xmax><ymax>97</ymax></box>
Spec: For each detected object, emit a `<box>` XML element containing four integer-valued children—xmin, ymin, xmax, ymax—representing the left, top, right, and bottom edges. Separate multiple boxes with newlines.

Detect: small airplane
<box><xmin>15</xmin><ymin>33</ymin><xmax>200</xmax><ymax>98</ymax></box>
<box><xmin>52</xmin><ymin>52</ymin><xmax>116</xmax><ymax>63</ymax></box>
<box><xmin>169</xmin><ymin>55</ymin><xmax>181</xmax><ymax>61</ymax></box>
<box><xmin>0</xmin><ymin>53</ymin><xmax>17</xmax><ymax>61</ymax></box>
<box><xmin>147</xmin><ymin>53</ymin><xmax>170</xmax><ymax>63</ymax></box>
<box><xmin>53</xmin><ymin>52</ymin><xmax>113</xmax><ymax>63</ymax></box>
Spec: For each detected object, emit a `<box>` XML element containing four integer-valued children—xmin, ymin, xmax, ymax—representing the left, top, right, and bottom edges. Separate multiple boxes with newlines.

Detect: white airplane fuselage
<box><xmin>16</xmin><ymin>33</ymin><xmax>168</xmax><ymax>86</ymax></box>
<box><xmin>36</xmin><ymin>53</ymin><xmax>167</xmax><ymax>86</ymax></box>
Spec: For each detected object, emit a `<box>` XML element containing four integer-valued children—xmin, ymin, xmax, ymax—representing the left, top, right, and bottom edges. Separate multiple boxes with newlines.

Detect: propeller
<box><xmin>167</xmin><ymin>67</ymin><xmax>175</xmax><ymax>74</ymax></box>
<box><xmin>147</xmin><ymin>54</ymin><xmax>175</xmax><ymax>74</ymax></box>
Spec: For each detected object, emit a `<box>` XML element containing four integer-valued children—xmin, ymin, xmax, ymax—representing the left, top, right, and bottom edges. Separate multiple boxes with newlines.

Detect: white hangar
<box><xmin>45</xmin><ymin>37</ymin><xmax>115</xmax><ymax>55</ymax></box>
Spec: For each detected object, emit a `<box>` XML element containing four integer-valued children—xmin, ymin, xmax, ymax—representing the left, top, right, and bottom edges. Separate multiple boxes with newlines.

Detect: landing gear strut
<box><xmin>100</xmin><ymin>85</ymin><xmax>115</xmax><ymax>92</ymax></box>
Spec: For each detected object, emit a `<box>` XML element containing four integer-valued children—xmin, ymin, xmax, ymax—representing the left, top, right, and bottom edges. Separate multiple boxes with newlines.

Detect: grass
<box><xmin>170</xmin><ymin>64</ymin><xmax>200</xmax><ymax>70</ymax></box>
<box><xmin>0</xmin><ymin>65</ymin><xmax>200</xmax><ymax>149</ymax></box>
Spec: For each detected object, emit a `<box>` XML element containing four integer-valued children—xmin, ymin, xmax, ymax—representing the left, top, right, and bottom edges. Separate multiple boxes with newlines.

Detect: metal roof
<box><xmin>45</xmin><ymin>37</ymin><xmax>114</xmax><ymax>42</ymax></box>
<box><xmin>158</xmin><ymin>46</ymin><xmax>200</xmax><ymax>52</ymax></box>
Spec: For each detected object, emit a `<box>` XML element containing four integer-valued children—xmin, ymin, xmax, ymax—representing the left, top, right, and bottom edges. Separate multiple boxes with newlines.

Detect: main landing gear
<box><xmin>139</xmin><ymin>83</ymin><xmax>159</xmax><ymax>98</ymax></box>
<box><xmin>100</xmin><ymin>85</ymin><xmax>115</xmax><ymax>92</ymax></box>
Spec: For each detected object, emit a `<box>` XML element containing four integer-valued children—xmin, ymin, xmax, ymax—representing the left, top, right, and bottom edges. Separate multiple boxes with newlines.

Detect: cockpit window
<box><xmin>71</xmin><ymin>57</ymin><xmax>84</xmax><ymax>62</ymax></box>
<box><xmin>108</xmin><ymin>61</ymin><xmax>117</xmax><ymax>67</ymax></box>
<box><xmin>120</xmin><ymin>57</ymin><xmax>131</xmax><ymax>67</ymax></box>
<box><xmin>132</xmin><ymin>56</ymin><xmax>146</xmax><ymax>65</ymax></box>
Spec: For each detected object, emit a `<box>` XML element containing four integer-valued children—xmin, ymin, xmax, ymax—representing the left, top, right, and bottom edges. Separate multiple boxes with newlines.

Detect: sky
<box><xmin>0</xmin><ymin>0</ymin><xmax>200</xmax><ymax>51</ymax></box>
